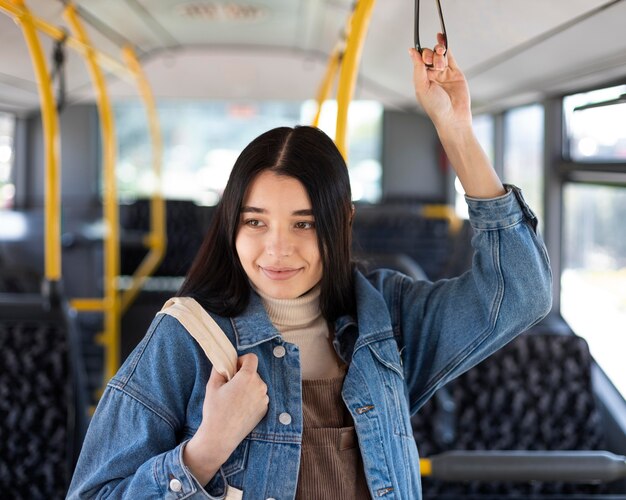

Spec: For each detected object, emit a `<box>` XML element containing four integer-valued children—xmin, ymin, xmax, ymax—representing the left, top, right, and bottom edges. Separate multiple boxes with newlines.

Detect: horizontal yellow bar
<box><xmin>422</xmin><ymin>204</ymin><xmax>463</xmax><ymax>234</ymax></box>
<box><xmin>420</xmin><ymin>458</ymin><xmax>432</xmax><ymax>477</ymax></box>
<box><xmin>70</xmin><ymin>298</ymin><xmax>107</xmax><ymax>311</ymax></box>
<box><xmin>0</xmin><ymin>0</ymin><xmax>135</xmax><ymax>82</ymax></box>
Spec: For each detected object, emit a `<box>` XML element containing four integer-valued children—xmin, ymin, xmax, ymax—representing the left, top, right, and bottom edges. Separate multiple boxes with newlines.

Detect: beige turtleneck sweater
<box><xmin>256</xmin><ymin>286</ymin><xmax>345</xmax><ymax>380</ymax></box>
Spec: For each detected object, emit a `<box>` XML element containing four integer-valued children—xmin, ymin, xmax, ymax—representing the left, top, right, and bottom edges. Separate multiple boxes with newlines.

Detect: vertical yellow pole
<box><xmin>64</xmin><ymin>3</ymin><xmax>120</xmax><ymax>383</ymax></box>
<box><xmin>119</xmin><ymin>46</ymin><xmax>166</xmax><ymax>314</ymax></box>
<box><xmin>312</xmin><ymin>46</ymin><xmax>342</xmax><ymax>128</ymax></box>
<box><xmin>335</xmin><ymin>0</ymin><xmax>377</xmax><ymax>161</ymax></box>
<box><xmin>11</xmin><ymin>0</ymin><xmax>61</xmax><ymax>282</ymax></box>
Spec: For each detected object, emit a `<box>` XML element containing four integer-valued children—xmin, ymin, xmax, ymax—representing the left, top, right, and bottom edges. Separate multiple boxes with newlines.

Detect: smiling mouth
<box><xmin>260</xmin><ymin>266</ymin><xmax>302</xmax><ymax>281</ymax></box>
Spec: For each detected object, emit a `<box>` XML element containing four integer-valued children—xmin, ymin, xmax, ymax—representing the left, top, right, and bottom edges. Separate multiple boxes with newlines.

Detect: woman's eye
<box><xmin>295</xmin><ymin>221</ymin><xmax>315</xmax><ymax>230</ymax></box>
<box><xmin>244</xmin><ymin>219</ymin><xmax>264</xmax><ymax>227</ymax></box>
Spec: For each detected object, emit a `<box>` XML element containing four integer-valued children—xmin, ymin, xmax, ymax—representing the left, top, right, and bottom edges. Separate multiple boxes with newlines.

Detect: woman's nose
<box><xmin>266</xmin><ymin>227</ymin><xmax>293</xmax><ymax>257</ymax></box>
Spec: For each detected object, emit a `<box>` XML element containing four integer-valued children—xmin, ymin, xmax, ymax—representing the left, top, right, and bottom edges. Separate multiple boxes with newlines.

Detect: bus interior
<box><xmin>0</xmin><ymin>0</ymin><xmax>625</xmax><ymax>498</ymax></box>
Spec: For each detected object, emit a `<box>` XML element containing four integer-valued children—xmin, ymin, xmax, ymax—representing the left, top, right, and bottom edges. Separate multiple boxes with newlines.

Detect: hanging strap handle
<box><xmin>414</xmin><ymin>0</ymin><xmax>448</xmax><ymax>65</ymax></box>
<box><xmin>158</xmin><ymin>297</ymin><xmax>238</xmax><ymax>380</ymax></box>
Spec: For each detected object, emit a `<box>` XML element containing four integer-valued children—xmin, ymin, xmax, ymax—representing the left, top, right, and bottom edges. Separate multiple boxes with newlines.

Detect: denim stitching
<box><xmin>115</xmin><ymin>313</ymin><xmax>167</xmax><ymax>387</ymax></box>
<box><xmin>109</xmin><ymin>385</ymin><xmax>179</xmax><ymax>431</ymax></box>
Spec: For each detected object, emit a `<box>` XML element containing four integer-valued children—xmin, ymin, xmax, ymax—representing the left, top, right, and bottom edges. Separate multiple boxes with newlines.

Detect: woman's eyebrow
<box><xmin>240</xmin><ymin>206</ymin><xmax>313</xmax><ymax>216</ymax></box>
<box><xmin>292</xmin><ymin>209</ymin><xmax>314</xmax><ymax>216</ymax></box>
<box><xmin>240</xmin><ymin>206</ymin><xmax>265</xmax><ymax>214</ymax></box>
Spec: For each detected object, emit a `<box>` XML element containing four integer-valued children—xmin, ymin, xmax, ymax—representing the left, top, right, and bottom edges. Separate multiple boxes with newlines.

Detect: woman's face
<box><xmin>235</xmin><ymin>170</ymin><xmax>323</xmax><ymax>299</ymax></box>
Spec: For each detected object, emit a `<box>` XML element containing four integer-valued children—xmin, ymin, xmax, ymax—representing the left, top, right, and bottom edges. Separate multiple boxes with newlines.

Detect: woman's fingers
<box><xmin>418</xmin><ymin>33</ymin><xmax>449</xmax><ymax>71</ymax></box>
<box><xmin>431</xmin><ymin>43</ymin><xmax>447</xmax><ymax>70</ymax></box>
<box><xmin>207</xmin><ymin>365</ymin><xmax>228</xmax><ymax>388</ymax></box>
<box><xmin>238</xmin><ymin>352</ymin><xmax>259</xmax><ymax>373</ymax></box>
<box><xmin>437</xmin><ymin>32</ymin><xmax>447</xmax><ymax>50</ymax></box>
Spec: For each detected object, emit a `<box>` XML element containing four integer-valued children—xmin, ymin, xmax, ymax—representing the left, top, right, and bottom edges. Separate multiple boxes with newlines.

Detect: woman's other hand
<box><xmin>183</xmin><ymin>353</ymin><xmax>269</xmax><ymax>485</ymax></box>
<box><xmin>408</xmin><ymin>33</ymin><xmax>472</xmax><ymax>133</ymax></box>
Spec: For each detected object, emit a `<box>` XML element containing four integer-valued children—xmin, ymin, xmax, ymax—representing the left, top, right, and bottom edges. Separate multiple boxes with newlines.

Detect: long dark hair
<box><xmin>178</xmin><ymin>126</ymin><xmax>355</xmax><ymax>322</ymax></box>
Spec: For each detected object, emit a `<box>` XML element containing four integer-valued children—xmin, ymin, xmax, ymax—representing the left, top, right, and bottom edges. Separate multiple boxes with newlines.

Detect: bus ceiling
<box><xmin>1</xmin><ymin>0</ymin><xmax>626</xmax><ymax>114</ymax></box>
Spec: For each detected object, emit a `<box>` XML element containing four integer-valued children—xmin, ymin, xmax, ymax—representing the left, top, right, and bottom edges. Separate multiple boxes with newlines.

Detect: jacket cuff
<box><xmin>154</xmin><ymin>440</ymin><xmax>227</xmax><ymax>499</ymax></box>
<box><xmin>465</xmin><ymin>184</ymin><xmax>538</xmax><ymax>232</ymax></box>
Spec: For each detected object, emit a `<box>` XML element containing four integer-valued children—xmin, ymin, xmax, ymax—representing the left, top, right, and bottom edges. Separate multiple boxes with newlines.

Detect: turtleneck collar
<box><xmin>254</xmin><ymin>284</ymin><xmax>322</xmax><ymax>328</ymax></box>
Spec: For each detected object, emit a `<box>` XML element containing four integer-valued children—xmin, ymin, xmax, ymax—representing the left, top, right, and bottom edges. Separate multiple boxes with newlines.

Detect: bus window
<box><xmin>564</xmin><ymin>84</ymin><xmax>626</xmax><ymax>162</ymax></box>
<box><xmin>114</xmin><ymin>99</ymin><xmax>382</xmax><ymax>205</ymax></box>
<box><xmin>114</xmin><ymin>101</ymin><xmax>301</xmax><ymax>204</ymax></box>
<box><xmin>504</xmin><ymin>105</ymin><xmax>544</xmax><ymax>226</ymax></box>
<box><xmin>561</xmin><ymin>183</ymin><xmax>626</xmax><ymax>398</ymax></box>
<box><xmin>0</xmin><ymin>112</ymin><xmax>15</xmax><ymax>209</ymax></box>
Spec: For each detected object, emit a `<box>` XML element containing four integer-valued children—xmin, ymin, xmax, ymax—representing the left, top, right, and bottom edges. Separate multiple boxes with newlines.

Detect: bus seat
<box><xmin>412</xmin><ymin>332</ymin><xmax>611</xmax><ymax>498</ymax></box>
<box><xmin>351</xmin><ymin>204</ymin><xmax>452</xmax><ymax>280</ymax></box>
<box><xmin>120</xmin><ymin>199</ymin><xmax>215</xmax><ymax>278</ymax></box>
<box><xmin>355</xmin><ymin>252</ymin><xmax>428</xmax><ymax>281</ymax></box>
<box><xmin>0</xmin><ymin>296</ymin><xmax>87</xmax><ymax>499</ymax></box>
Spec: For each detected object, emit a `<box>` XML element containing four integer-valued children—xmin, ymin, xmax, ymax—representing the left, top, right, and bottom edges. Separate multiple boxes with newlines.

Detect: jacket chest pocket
<box><xmin>367</xmin><ymin>339</ymin><xmax>413</xmax><ymax>438</ymax></box>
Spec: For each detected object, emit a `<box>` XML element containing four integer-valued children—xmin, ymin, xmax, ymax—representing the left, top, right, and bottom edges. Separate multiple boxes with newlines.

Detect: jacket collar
<box><xmin>333</xmin><ymin>270</ymin><xmax>394</xmax><ymax>362</ymax></box>
<box><xmin>231</xmin><ymin>291</ymin><xmax>281</xmax><ymax>350</ymax></box>
<box><xmin>231</xmin><ymin>269</ymin><xmax>393</xmax><ymax>354</ymax></box>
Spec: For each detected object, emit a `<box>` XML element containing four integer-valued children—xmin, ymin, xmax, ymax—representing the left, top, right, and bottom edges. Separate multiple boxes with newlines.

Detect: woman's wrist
<box><xmin>437</xmin><ymin>125</ymin><xmax>505</xmax><ymax>199</ymax></box>
<box><xmin>435</xmin><ymin>121</ymin><xmax>474</xmax><ymax>145</ymax></box>
<box><xmin>182</xmin><ymin>431</ymin><xmax>226</xmax><ymax>487</ymax></box>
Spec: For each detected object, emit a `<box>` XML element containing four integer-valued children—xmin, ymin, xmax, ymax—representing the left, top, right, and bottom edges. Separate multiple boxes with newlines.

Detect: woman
<box><xmin>68</xmin><ymin>40</ymin><xmax>552</xmax><ymax>499</ymax></box>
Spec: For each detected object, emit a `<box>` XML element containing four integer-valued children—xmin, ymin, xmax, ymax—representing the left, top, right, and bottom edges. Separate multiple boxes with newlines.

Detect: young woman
<box><xmin>68</xmin><ymin>41</ymin><xmax>552</xmax><ymax>499</ymax></box>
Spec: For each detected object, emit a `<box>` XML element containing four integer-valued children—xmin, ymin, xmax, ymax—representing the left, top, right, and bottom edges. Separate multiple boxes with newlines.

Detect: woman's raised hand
<box><xmin>183</xmin><ymin>353</ymin><xmax>269</xmax><ymax>485</ymax></box>
<box><xmin>409</xmin><ymin>33</ymin><xmax>505</xmax><ymax>198</ymax></box>
<box><xmin>408</xmin><ymin>33</ymin><xmax>472</xmax><ymax>133</ymax></box>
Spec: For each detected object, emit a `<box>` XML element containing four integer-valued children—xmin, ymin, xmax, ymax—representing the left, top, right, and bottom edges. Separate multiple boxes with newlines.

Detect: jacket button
<box><xmin>169</xmin><ymin>478</ymin><xmax>182</xmax><ymax>492</ymax></box>
<box><xmin>273</xmin><ymin>345</ymin><xmax>286</xmax><ymax>358</ymax></box>
<box><xmin>279</xmin><ymin>412</ymin><xmax>292</xmax><ymax>425</ymax></box>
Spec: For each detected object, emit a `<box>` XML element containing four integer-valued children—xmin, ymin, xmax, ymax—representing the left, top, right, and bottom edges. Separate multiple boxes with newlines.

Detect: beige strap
<box><xmin>225</xmin><ymin>485</ymin><xmax>243</xmax><ymax>500</ymax></box>
<box><xmin>158</xmin><ymin>297</ymin><xmax>238</xmax><ymax>381</ymax></box>
<box><xmin>159</xmin><ymin>298</ymin><xmax>244</xmax><ymax>499</ymax></box>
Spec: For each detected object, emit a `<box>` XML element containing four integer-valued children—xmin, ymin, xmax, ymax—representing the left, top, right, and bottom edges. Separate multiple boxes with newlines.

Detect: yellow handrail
<box><xmin>0</xmin><ymin>0</ymin><xmax>136</xmax><ymax>83</ymax></box>
<box><xmin>119</xmin><ymin>46</ymin><xmax>166</xmax><ymax>314</ymax></box>
<box><xmin>64</xmin><ymin>2</ymin><xmax>120</xmax><ymax>383</ymax></box>
<box><xmin>3</xmin><ymin>0</ymin><xmax>166</xmax><ymax>386</ymax></box>
<box><xmin>335</xmin><ymin>0</ymin><xmax>377</xmax><ymax>160</ymax></box>
<box><xmin>9</xmin><ymin>0</ymin><xmax>61</xmax><ymax>282</ymax></box>
<box><xmin>312</xmin><ymin>45</ymin><xmax>343</xmax><ymax>128</ymax></box>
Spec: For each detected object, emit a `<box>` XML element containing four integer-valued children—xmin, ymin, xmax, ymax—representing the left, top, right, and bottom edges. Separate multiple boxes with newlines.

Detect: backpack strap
<box><xmin>158</xmin><ymin>297</ymin><xmax>238</xmax><ymax>381</ymax></box>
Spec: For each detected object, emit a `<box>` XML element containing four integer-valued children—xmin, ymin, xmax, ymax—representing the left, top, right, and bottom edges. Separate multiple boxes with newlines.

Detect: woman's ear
<box><xmin>350</xmin><ymin>203</ymin><xmax>356</xmax><ymax>226</ymax></box>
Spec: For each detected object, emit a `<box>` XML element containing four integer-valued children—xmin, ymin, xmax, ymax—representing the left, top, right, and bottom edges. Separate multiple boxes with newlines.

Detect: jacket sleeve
<box><xmin>66</xmin><ymin>315</ymin><xmax>226</xmax><ymax>499</ymax></box>
<box><xmin>394</xmin><ymin>185</ymin><xmax>552</xmax><ymax>413</ymax></box>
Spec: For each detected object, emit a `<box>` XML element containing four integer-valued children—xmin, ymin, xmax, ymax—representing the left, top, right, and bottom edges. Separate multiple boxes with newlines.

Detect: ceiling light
<box><xmin>175</xmin><ymin>2</ymin><xmax>267</xmax><ymax>22</ymax></box>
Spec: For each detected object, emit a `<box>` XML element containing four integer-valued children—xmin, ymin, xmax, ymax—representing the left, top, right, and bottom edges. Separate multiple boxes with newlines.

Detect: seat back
<box><xmin>412</xmin><ymin>333</ymin><xmax>609</xmax><ymax>497</ymax></box>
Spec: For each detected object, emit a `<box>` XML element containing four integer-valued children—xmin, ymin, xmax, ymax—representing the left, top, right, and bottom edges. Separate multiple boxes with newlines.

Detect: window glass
<box><xmin>503</xmin><ymin>105</ymin><xmax>544</xmax><ymax>225</ymax></box>
<box><xmin>564</xmin><ymin>84</ymin><xmax>626</xmax><ymax>162</ymax></box>
<box><xmin>114</xmin><ymin>100</ymin><xmax>382</xmax><ymax>205</ymax></box>
<box><xmin>0</xmin><ymin>112</ymin><xmax>15</xmax><ymax>209</ymax></box>
<box><xmin>561</xmin><ymin>183</ymin><xmax>626</xmax><ymax>398</ymax></box>
<box><xmin>454</xmin><ymin>114</ymin><xmax>494</xmax><ymax>219</ymax></box>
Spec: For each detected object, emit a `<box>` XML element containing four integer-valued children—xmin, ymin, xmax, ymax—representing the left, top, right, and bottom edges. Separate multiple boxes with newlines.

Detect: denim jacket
<box><xmin>67</xmin><ymin>186</ymin><xmax>552</xmax><ymax>499</ymax></box>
